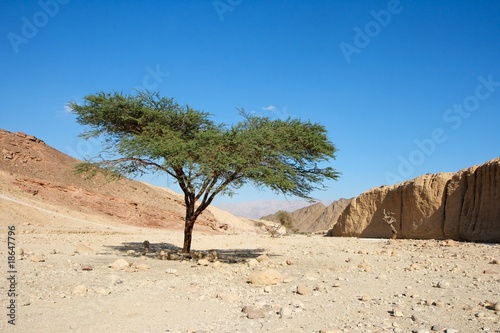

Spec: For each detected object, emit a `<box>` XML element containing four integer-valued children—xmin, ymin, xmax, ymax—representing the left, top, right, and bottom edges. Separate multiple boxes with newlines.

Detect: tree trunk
<box><xmin>182</xmin><ymin>198</ymin><xmax>197</xmax><ymax>253</ymax></box>
<box><xmin>182</xmin><ymin>217</ymin><xmax>196</xmax><ymax>253</ymax></box>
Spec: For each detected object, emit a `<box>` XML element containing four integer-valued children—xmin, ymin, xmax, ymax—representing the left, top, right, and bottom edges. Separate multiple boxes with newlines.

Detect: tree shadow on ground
<box><xmin>104</xmin><ymin>242</ymin><xmax>271</xmax><ymax>264</ymax></box>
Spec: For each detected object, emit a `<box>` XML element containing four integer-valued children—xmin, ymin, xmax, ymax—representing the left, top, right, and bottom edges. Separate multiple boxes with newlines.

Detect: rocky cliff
<box><xmin>329</xmin><ymin>158</ymin><xmax>500</xmax><ymax>242</ymax></box>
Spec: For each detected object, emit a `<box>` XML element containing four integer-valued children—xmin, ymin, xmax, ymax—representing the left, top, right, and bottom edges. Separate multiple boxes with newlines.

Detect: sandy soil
<box><xmin>1</xmin><ymin>192</ymin><xmax>499</xmax><ymax>333</ymax></box>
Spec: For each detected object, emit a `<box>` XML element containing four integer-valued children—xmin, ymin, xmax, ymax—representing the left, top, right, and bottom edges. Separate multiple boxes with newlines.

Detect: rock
<box><xmin>81</xmin><ymin>264</ymin><xmax>93</xmax><ymax>271</ymax></box>
<box><xmin>72</xmin><ymin>284</ymin><xmax>87</xmax><ymax>296</ymax></box>
<box><xmin>109</xmin><ymin>259</ymin><xmax>130</xmax><ymax>270</ymax></box>
<box><xmin>133</xmin><ymin>262</ymin><xmax>150</xmax><ymax>270</ymax></box>
<box><xmin>279</xmin><ymin>306</ymin><xmax>293</xmax><ymax>318</ymax></box>
<box><xmin>249</xmin><ymin>269</ymin><xmax>284</xmax><ymax>285</ymax></box>
<box><xmin>165</xmin><ymin>268</ymin><xmax>178</xmax><ymax>275</ymax></box>
<box><xmin>94</xmin><ymin>287</ymin><xmax>109</xmax><ymax>295</ymax></box>
<box><xmin>286</xmin><ymin>259</ymin><xmax>294</xmax><ymax>265</ymax></box>
<box><xmin>217</xmin><ymin>292</ymin><xmax>239</xmax><ymax>302</ymax></box>
<box><xmin>241</xmin><ymin>305</ymin><xmax>255</xmax><ymax>314</ymax></box>
<box><xmin>212</xmin><ymin>260</ymin><xmax>222</xmax><ymax>269</ymax></box>
<box><xmin>360</xmin><ymin>294</ymin><xmax>371</xmax><ymax>302</ymax></box>
<box><xmin>256</xmin><ymin>254</ymin><xmax>269</xmax><ymax>262</ymax></box>
<box><xmin>75</xmin><ymin>243</ymin><xmax>94</xmax><ymax>254</ymax></box>
<box><xmin>241</xmin><ymin>305</ymin><xmax>265</xmax><ymax>319</ymax></box>
<box><xmin>247</xmin><ymin>259</ymin><xmax>259</xmax><ymax>267</ymax></box>
<box><xmin>445</xmin><ymin>329</ymin><xmax>459</xmax><ymax>333</ymax></box>
<box><xmin>246</xmin><ymin>308</ymin><xmax>265</xmax><ymax>319</ymax></box>
<box><xmin>197</xmin><ymin>259</ymin><xmax>210</xmax><ymax>266</ymax></box>
<box><xmin>126</xmin><ymin>250</ymin><xmax>136</xmax><ymax>255</ymax></box>
<box><xmin>437</xmin><ymin>280</ymin><xmax>450</xmax><ymax>289</ymax></box>
<box><xmin>329</xmin><ymin>158</ymin><xmax>500</xmax><ymax>242</ymax></box>
<box><xmin>30</xmin><ymin>254</ymin><xmax>45</xmax><ymax>262</ymax></box>
<box><xmin>296</xmin><ymin>284</ymin><xmax>313</xmax><ymax>296</ymax></box>
<box><xmin>431</xmin><ymin>325</ymin><xmax>444</xmax><ymax>331</ymax></box>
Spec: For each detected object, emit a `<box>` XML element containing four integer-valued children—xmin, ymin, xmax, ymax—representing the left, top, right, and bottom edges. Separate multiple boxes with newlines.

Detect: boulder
<box><xmin>249</xmin><ymin>269</ymin><xmax>284</xmax><ymax>285</ymax></box>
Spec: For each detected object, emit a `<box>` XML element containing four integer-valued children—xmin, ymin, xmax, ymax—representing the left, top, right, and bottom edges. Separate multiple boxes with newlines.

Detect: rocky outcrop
<box><xmin>329</xmin><ymin>158</ymin><xmax>500</xmax><ymax>242</ymax></box>
<box><xmin>261</xmin><ymin>199</ymin><xmax>351</xmax><ymax>233</ymax></box>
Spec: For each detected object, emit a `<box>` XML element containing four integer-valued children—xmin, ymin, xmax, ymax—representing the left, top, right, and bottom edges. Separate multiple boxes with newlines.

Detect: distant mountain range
<box><xmin>216</xmin><ymin>199</ymin><xmax>329</xmax><ymax>219</ymax></box>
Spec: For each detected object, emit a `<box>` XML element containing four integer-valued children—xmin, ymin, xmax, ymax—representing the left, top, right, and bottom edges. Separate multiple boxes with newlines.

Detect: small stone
<box><xmin>133</xmin><ymin>263</ymin><xmax>150</xmax><ymax>270</ymax></box>
<box><xmin>431</xmin><ymin>325</ymin><xmax>444</xmax><ymax>331</ymax></box>
<box><xmin>109</xmin><ymin>259</ymin><xmax>130</xmax><ymax>270</ymax></box>
<box><xmin>94</xmin><ymin>287</ymin><xmax>109</xmax><ymax>295</ymax></box>
<box><xmin>126</xmin><ymin>250</ymin><xmax>136</xmax><ymax>256</ymax></box>
<box><xmin>437</xmin><ymin>280</ymin><xmax>450</xmax><ymax>289</ymax></box>
<box><xmin>256</xmin><ymin>254</ymin><xmax>269</xmax><ymax>262</ymax></box>
<box><xmin>217</xmin><ymin>292</ymin><xmax>239</xmax><ymax>302</ymax></box>
<box><xmin>247</xmin><ymin>259</ymin><xmax>259</xmax><ymax>267</ymax></box>
<box><xmin>241</xmin><ymin>305</ymin><xmax>254</xmax><ymax>314</ymax></box>
<box><xmin>392</xmin><ymin>307</ymin><xmax>403</xmax><ymax>317</ymax></box>
<box><xmin>435</xmin><ymin>301</ymin><xmax>445</xmax><ymax>308</ymax></box>
<box><xmin>445</xmin><ymin>329</ymin><xmax>458</xmax><ymax>333</ymax></box>
<box><xmin>75</xmin><ymin>243</ymin><xmax>94</xmax><ymax>254</ymax></box>
<box><xmin>50</xmin><ymin>249</ymin><xmax>57</xmax><ymax>254</ymax></box>
<box><xmin>165</xmin><ymin>268</ymin><xmax>178</xmax><ymax>275</ymax></box>
<box><xmin>30</xmin><ymin>254</ymin><xmax>45</xmax><ymax>262</ymax></box>
<box><xmin>279</xmin><ymin>306</ymin><xmax>292</xmax><ymax>318</ymax></box>
<box><xmin>296</xmin><ymin>284</ymin><xmax>313</xmax><ymax>296</ymax></box>
<box><xmin>197</xmin><ymin>259</ymin><xmax>210</xmax><ymax>266</ymax></box>
<box><xmin>72</xmin><ymin>284</ymin><xmax>87</xmax><ymax>296</ymax></box>
<box><xmin>263</xmin><ymin>286</ymin><xmax>272</xmax><ymax>293</ymax></box>
<box><xmin>360</xmin><ymin>294</ymin><xmax>371</xmax><ymax>302</ymax></box>
<box><xmin>286</xmin><ymin>259</ymin><xmax>294</xmax><ymax>265</ymax></box>
<box><xmin>246</xmin><ymin>309</ymin><xmax>265</xmax><ymax>319</ymax></box>
<box><xmin>81</xmin><ymin>264</ymin><xmax>93</xmax><ymax>271</ymax></box>
<box><xmin>483</xmin><ymin>269</ymin><xmax>498</xmax><ymax>275</ymax></box>
<box><xmin>19</xmin><ymin>248</ymin><xmax>24</xmax><ymax>256</ymax></box>
<box><xmin>212</xmin><ymin>260</ymin><xmax>222</xmax><ymax>269</ymax></box>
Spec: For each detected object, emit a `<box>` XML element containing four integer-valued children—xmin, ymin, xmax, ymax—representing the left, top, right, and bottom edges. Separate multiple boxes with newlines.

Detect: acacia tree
<box><xmin>69</xmin><ymin>91</ymin><xmax>340</xmax><ymax>253</ymax></box>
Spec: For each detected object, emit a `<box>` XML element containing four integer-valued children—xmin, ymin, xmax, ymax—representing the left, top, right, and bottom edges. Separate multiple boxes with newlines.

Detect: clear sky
<box><xmin>1</xmin><ymin>0</ymin><xmax>499</xmax><ymax>206</ymax></box>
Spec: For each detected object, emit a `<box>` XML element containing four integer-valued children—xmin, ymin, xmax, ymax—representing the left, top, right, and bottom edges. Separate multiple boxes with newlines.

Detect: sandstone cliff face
<box><xmin>330</xmin><ymin>158</ymin><xmax>500</xmax><ymax>242</ymax></box>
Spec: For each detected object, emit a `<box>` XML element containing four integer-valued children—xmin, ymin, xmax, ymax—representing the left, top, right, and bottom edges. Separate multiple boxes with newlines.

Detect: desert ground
<box><xmin>1</xmin><ymin>191</ymin><xmax>499</xmax><ymax>333</ymax></box>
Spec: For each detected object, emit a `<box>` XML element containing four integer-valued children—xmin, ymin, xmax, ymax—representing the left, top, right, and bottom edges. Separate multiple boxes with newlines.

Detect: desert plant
<box><xmin>69</xmin><ymin>91</ymin><xmax>339</xmax><ymax>252</ymax></box>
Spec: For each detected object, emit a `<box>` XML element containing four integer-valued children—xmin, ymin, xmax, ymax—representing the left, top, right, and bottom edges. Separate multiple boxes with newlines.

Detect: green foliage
<box><xmin>275</xmin><ymin>210</ymin><xmax>298</xmax><ymax>233</ymax></box>
<box><xmin>69</xmin><ymin>91</ymin><xmax>340</xmax><ymax>251</ymax></box>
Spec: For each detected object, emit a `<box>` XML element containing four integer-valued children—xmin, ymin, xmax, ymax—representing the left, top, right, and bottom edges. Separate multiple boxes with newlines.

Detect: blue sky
<box><xmin>1</xmin><ymin>0</ymin><xmax>499</xmax><ymax>206</ymax></box>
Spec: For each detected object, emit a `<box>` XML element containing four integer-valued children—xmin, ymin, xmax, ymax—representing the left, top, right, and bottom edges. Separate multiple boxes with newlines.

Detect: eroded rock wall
<box><xmin>330</xmin><ymin>158</ymin><xmax>500</xmax><ymax>242</ymax></box>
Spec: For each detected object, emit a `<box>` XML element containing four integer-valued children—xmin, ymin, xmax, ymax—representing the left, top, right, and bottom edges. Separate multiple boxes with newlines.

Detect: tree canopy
<box><xmin>69</xmin><ymin>91</ymin><xmax>340</xmax><ymax>252</ymax></box>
